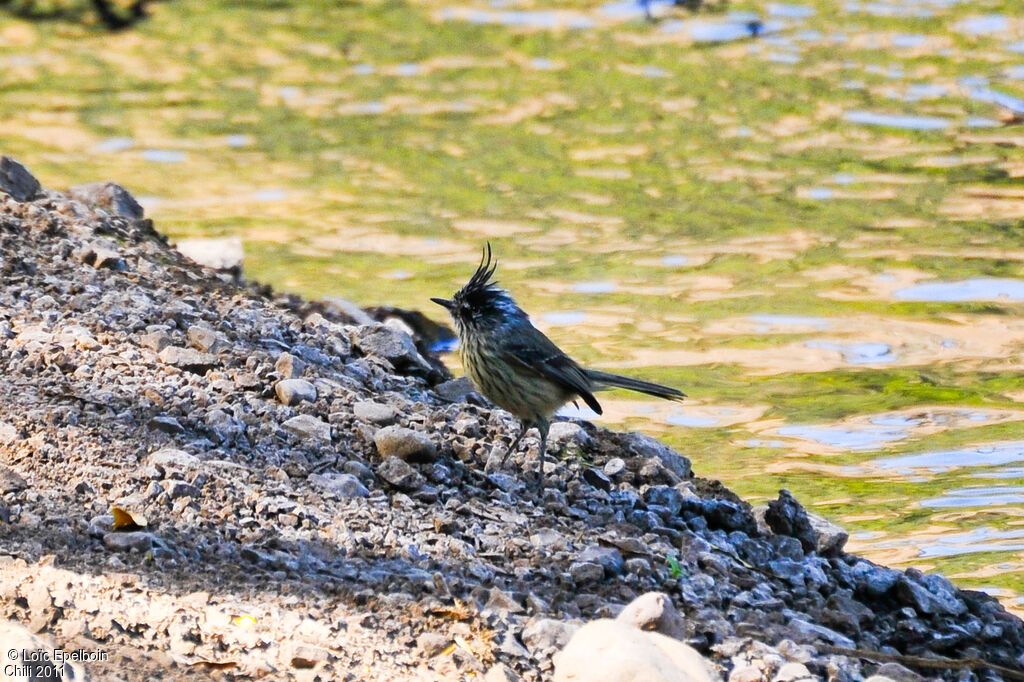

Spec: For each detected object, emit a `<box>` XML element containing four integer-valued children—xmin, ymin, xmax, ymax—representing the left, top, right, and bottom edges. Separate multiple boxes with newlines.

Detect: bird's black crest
<box><xmin>458</xmin><ymin>243</ymin><xmax>501</xmax><ymax>303</ymax></box>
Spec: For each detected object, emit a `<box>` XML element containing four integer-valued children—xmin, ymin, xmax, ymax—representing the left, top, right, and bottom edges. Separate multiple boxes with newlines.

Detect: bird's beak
<box><xmin>431</xmin><ymin>297</ymin><xmax>453</xmax><ymax>310</ymax></box>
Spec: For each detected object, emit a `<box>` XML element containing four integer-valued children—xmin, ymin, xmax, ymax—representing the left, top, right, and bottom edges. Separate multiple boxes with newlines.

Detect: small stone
<box><xmin>148</xmin><ymin>448</ymin><xmax>199</xmax><ymax>472</ymax></box>
<box><xmin>140</xmin><ymin>330</ymin><xmax>174</xmax><ymax>352</ymax></box>
<box><xmin>870</xmin><ymin>663</ymin><xmax>925</xmax><ymax>682</ymax></box>
<box><xmin>0</xmin><ymin>465</ymin><xmax>28</xmax><ymax>494</ymax></box>
<box><xmin>290</xmin><ymin>643</ymin><xmax>330</xmax><ymax>669</ymax></box>
<box><xmin>806</xmin><ymin>511</ymin><xmax>849</xmax><ymax>556</ymax></box>
<box><xmin>69</xmin><ymin>181</ymin><xmax>144</xmax><ymax>219</ymax></box>
<box><xmin>773</xmin><ymin>662</ymin><xmax>814</xmax><ymax>682</ymax></box>
<box><xmin>377</xmin><ymin>456</ymin><xmax>425</xmax><ymax>491</ymax></box>
<box><xmin>729</xmin><ymin>665</ymin><xmax>763</xmax><ymax>682</ymax></box>
<box><xmin>417</xmin><ymin>632</ymin><xmax>450</xmax><ymax>657</ymax></box>
<box><xmin>616</xmin><ymin>592</ymin><xmax>685</xmax><ymax>640</ymax></box>
<box><xmin>165</xmin><ymin>479</ymin><xmax>200</xmax><ymax>499</ymax></box>
<box><xmin>275</xmin><ymin>379</ymin><xmax>318</xmax><ymax>406</ymax></box>
<box><xmin>276</xmin><ymin>352</ymin><xmax>305</xmax><ymax>379</ymax></box>
<box><xmin>158</xmin><ymin>346</ymin><xmax>219</xmax><ymax>374</ymax></box>
<box><xmin>622</xmin><ymin>432</ymin><xmax>691</xmax><ymax>479</ymax></box>
<box><xmin>851</xmin><ymin>560</ymin><xmax>898</xmax><ymax>597</ymax></box>
<box><xmin>148</xmin><ymin>415</ymin><xmax>185</xmax><ymax>434</ymax></box>
<box><xmin>603</xmin><ymin>457</ymin><xmax>626</xmax><ymax>477</ymax></box>
<box><xmin>485</xmin><ymin>663</ymin><xmax>521</xmax><ymax>682</ymax></box>
<box><xmin>569</xmin><ymin>561</ymin><xmax>604</xmax><ymax>584</ymax></box>
<box><xmin>434</xmin><ymin>377</ymin><xmax>477</xmax><ymax>402</ymax></box>
<box><xmin>354</xmin><ymin>324</ymin><xmax>420</xmax><ymax>367</ymax></box>
<box><xmin>103</xmin><ymin>531</ymin><xmax>154</xmax><ymax>552</ymax></box>
<box><xmin>485</xmin><ymin>588</ymin><xmax>525</xmax><ymax>615</ymax></box>
<box><xmin>896</xmin><ymin>574</ymin><xmax>966</xmax><ymax>616</ymax></box>
<box><xmin>582</xmin><ymin>467</ymin><xmax>612</xmax><ymax>491</ymax></box>
<box><xmin>522</xmin><ymin>618</ymin><xmax>578</xmax><ymax>653</ymax></box>
<box><xmin>373</xmin><ymin>425</ymin><xmax>437</xmax><ymax>462</ymax></box>
<box><xmin>547</xmin><ymin>421</ymin><xmax>592</xmax><ymax>453</ymax></box>
<box><xmin>186</xmin><ymin>325</ymin><xmax>219</xmax><ymax>352</ymax></box>
<box><xmin>353</xmin><ymin>400</ymin><xmax>398</xmax><ymax>425</ymax></box>
<box><xmin>0</xmin><ymin>156</ymin><xmax>41</xmax><ymax>201</ymax></box>
<box><xmin>577</xmin><ymin>545</ymin><xmax>624</xmax><ymax>576</ymax></box>
<box><xmin>282</xmin><ymin>415</ymin><xmax>331</xmax><ymax>443</ymax></box>
<box><xmin>309</xmin><ymin>472</ymin><xmax>369</xmax><ymax>498</ymax></box>
<box><xmin>787</xmin><ymin>617</ymin><xmax>855</xmax><ymax>648</ymax></box>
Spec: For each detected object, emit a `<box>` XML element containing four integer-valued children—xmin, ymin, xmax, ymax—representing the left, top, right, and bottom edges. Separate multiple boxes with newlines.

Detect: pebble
<box><xmin>186</xmin><ymin>324</ymin><xmax>220</xmax><ymax>352</ymax></box>
<box><xmin>103</xmin><ymin>531</ymin><xmax>155</xmax><ymax>552</ymax></box>
<box><xmin>376</xmin><ymin>456</ymin><xmax>425</xmax><ymax>491</ymax></box>
<box><xmin>353</xmin><ymin>400</ymin><xmax>398</xmax><ymax>425</ymax></box>
<box><xmin>603</xmin><ymin>457</ymin><xmax>626</xmax><ymax>477</ymax></box>
<box><xmin>353</xmin><ymin>325</ymin><xmax>421</xmax><ymax>368</ymax></box>
<box><xmin>157</xmin><ymin>346</ymin><xmax>219</xmax><ymax>374</ymax></box>
<box><xmin>309</xmin><ymin>472</ymin><xmax>369</xmax><ymax>498</ymax></box>
<box><xmin>281</xmin><ymin>414</ymin><xmax>331</xmax><ymax>442</ymax></box>
<box><xmin>522</xmin><ymin>617</ymin><xmax>579</xmax><ymax>652</ymax></box>
<box><xmin>275</xmin><ymin>352</ymin><xmax>305</xmax><ymax>378</ymax></box>
<box><xmin>275</xmin><ymin>378</ymin><xmax>318</xmax><ymax>406</ymax></box>
<box><xmin>373</xmin><ymin>425</ymin><xmax>437</xmax><ymax>461</ymax></box>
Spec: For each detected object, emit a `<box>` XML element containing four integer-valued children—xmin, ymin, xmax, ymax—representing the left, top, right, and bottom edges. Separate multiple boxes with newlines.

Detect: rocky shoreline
<box><xmin>0</xmin><ymin>157</ymin><xmax>1022</xmax><ymax>682</ymax></box>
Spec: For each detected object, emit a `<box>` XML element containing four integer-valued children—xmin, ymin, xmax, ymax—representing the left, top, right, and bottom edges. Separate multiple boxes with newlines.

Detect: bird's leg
<box><xmin>502</xmin><ymin>420</ymin><xmax>532</xmax><ymax>467</ymax></box>
<box><xmin>534</xmin><ymin>418</ymin><xmax>550</xmax><ymax>492</ymax></box>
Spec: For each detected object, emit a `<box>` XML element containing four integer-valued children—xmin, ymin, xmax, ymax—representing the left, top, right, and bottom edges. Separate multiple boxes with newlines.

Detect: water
<box><xmin>894</xmin><ymin>278</ymin><xmax>1024</xmax><ymax>302</ymax></box>
<box><xmin>870</xmin><ymin>442</ymin><xmax>1024</xmax><ymax>475</ymax></box>
<box><xmin>843</xmin><ymin>110</ymin><xmax>952</xmax><ymax>130</ymax></box>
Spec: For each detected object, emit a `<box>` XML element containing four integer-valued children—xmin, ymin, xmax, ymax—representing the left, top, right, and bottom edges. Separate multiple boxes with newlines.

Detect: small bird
<box><xmin>432</xmin><ymin>244</ymin><xmax>686</xmax><ymax>489</ymax></box>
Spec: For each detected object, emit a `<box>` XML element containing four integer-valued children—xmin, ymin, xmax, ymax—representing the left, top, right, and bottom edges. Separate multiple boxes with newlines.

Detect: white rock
<box><xmin>553</xmin><ymin>619</ymin><xmax>720</xmax><ymax>682</ymax></box>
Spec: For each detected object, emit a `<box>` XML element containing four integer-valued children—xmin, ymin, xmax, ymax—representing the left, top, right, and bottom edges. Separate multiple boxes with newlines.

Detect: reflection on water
<box><xmin>870</xmin><ymin>442</ymin><xmax>1024</xmax><ymax>474</ymax></box>
<box><xmin>894</xmin><ymin>278</ymin><xmax>1024</xmax><ymax>302</ymax></box>
<box><xmin>922</xmin><ymin>486</ymin><xmax>1024</xmax><ymax>508</ymax></box>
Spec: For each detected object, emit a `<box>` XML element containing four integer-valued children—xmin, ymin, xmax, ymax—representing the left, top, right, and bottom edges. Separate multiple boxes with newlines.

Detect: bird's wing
<box><xmin>500</xmin><ymin>332</ymin><xmax>603</xmax><ymax>415</ymax></box>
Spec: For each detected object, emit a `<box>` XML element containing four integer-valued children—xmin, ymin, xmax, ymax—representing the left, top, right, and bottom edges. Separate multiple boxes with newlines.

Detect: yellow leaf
<box><xmin>111</xmin><ymin>506</ymin><xmax>147</xmax><ymax>530</ymax></box>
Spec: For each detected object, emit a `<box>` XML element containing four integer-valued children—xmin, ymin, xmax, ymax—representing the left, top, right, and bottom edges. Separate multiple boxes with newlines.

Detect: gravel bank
<box><xmin>0</xmin><ymin>158</ymin><xmax>1022</xmax><ymax>681</ymax></box>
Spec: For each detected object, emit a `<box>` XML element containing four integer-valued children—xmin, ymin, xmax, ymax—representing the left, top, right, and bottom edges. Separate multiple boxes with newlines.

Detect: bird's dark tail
<box><xmin>584</xmin><ymin>369</ymin><xmax>686</xmax><ymax>402</ymax></box>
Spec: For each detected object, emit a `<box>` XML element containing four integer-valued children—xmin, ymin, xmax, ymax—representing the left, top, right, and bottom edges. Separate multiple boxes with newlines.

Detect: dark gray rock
<box><xmin>164</xmin><ymin>479</ymin><xmax>200</xmax><ymax>499</ymax></box>
<box><xmin>569</xmin><ymin>561</ymin><xmax>604</xmax><ymax>584</ymax></box>
<box><xmin>68</xmin><ymin>181</ymin><xmax>144</xmax><ymax>219</ymax></box>
<box><xmin>764</xmin><ymin>489</ymin><xmax>816</xmax><ymax>553</ymax></box>
<box><xmin>354</xmin><ymin>324</ymin><xmax>420</xmax><ymax>367</ymax></box>
<box><xmin>576</xmin><ymin>545</ymin><xmax>624</xmax><ymax>576</ymax></box>
<box><xmin>309</xmin><ymin>472</ymin><xmax>369</xmax><ymax>498</ymax></box>
<box><xmin>148</xmin><ymin>415</ymin><xmax>185</xmax><ymax>434</ymax></box>
<box><xmin>103</xmin><ymin>531</ymin><xmax>155</xmax><ymax>552</ymax></box>
<box><xmin>897</xmin><ymin>572</ymin><xmax>967</xmax><ymax>616</ymax></box>
<box><xmin>0</xmin><ymin>156</ymin><xmax>40</xmax><ymax>201</ymax></box>
<box><xmin>377</xmin><ymin>456</ymin><xmax>425</xmax><ymax>491</ymax></box>
<box><xmin>850</xmin><ymin>559</ymin><xmax>898</xmax><ymax>597</ymax></box>
<box><xmin>0</xmin><ymin>465</ymin><xmax>28</xmax><ymax>494</ymax></box>
<box><xmin>623</xmin><ymin>432</ymin><xmax>691</xmax><ymax>479</ymax></box>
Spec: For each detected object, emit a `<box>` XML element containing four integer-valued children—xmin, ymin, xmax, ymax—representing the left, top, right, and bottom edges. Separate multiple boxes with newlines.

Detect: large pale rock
<box><xmin>554</xmin><ymin>619</ymin><xmax>719</xmax><ymax>682</ymax></box>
